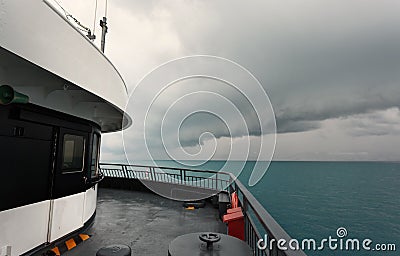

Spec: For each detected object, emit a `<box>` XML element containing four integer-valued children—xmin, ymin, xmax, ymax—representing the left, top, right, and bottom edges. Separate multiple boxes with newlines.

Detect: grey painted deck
<box><xmin>65</xmin><ymin>188</ymin><xmax>226</xmax><ymax>256</ymax></box>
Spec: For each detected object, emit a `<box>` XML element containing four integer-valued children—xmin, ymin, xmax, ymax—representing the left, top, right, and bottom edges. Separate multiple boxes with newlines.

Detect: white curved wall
<box><xmin>83</xmin><ymin>185</ymin><xmax>98</xmax><ymax>223</ymax></box>
<box><xmin>0</xmin><ymin>0</ymin><xmax>131</xmax><ymax>132</ymax></box>
<box><xmin>0</xmin><ymin>186</ymin><xmax>98</xmax><ymax>255</ymax></box>
<box><xmin>0</xmin><ymin>201</ymin><xmax>50</xmax><ymax>256</ymax></box>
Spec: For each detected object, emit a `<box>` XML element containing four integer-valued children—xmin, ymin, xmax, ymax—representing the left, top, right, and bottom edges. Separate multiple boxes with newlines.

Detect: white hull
<box><xmin>0</xmin><ymin>185</ymin><xmax>98</xmax><ymax>255</ymax></box>
<box><xmin>0</xmin><ymin>201</ymin><xmax>50</xmax><ymax>255</ymax></box>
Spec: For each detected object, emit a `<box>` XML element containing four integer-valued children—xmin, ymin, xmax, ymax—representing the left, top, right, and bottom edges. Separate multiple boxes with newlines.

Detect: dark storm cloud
<box><xmin>159</xmin><ymin>0</ymin><xmax>400</xmax><ymax>134</ymax></box>
<box><xmin>114</xmin><ymin>0</ymin><xmax>400</xmax><ymax>160</ymax></box>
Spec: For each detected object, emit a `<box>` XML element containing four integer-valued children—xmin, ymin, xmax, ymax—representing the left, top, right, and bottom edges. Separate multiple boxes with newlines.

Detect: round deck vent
<box><xmin>168</xmin><ymin>232</ymin><xmax>253</xmax><ymax>256</ymax></box>
<box><xmin>96</xmin><ymin>244</ymin><xmax>131</xmax><ymax>256</ymax></box>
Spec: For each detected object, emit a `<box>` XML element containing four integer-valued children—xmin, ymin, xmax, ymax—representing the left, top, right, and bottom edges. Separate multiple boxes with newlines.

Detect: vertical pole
<box><xmin>123</xmin><ymin>165</ymin><xmax>129</xmax><ymax>178</ymax></box>
<box><xmin>215</xmin><ymin>173</ymin><xmax>218</xmax><ymax>190</ymax></box>
<box><xmin>100</xmin><ymin>17</ymin><xmax>108</xmax><ymax>53</ymax></box>
<box><xmin>243</xmin><ymin>197</ymin><xmax>247</xmax><ymax>242</ymax></box>
<box><xmin>150</xmin><ymin>167</ymin><xmax>155</xmax><ymax>181</ymax></box>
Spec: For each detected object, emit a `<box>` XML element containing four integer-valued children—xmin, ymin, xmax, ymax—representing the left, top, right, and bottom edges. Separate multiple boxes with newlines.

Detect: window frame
<box><xmin>61</xmin><ymin>134</ymin><xmax>86</xmax><ymax>174</ymax></box>
<box><xmin>90</xmin><ymin>133</ymin><xmax>101</xmax><ymax>179</ymax></box>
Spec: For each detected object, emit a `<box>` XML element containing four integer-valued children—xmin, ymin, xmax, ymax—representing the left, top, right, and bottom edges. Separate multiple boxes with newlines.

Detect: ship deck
<box><xmin>64</xmin><ymin>188</ymin><xmax>226</xmax><ymax>256</ymax></box>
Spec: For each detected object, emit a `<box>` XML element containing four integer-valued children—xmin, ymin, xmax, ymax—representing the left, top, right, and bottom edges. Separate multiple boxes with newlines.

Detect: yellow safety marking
<box><xmin>51</xmin><ymin>247</ymin><xmax>61</xmax><ymax>256</ymax></box>
<box><xmin>65</xmin><ymin>238</ymin><xmax>77</xmax><ymax>250</ymax></box>
<box><xmin>79</xmin><ymin>233</ymin><xmax>90</xmax><ymax>241</ymax></box>
<box><xmin>186</xmin><ymin>206</ymin><xmax>195</xmax><ymax>210</ymax></box>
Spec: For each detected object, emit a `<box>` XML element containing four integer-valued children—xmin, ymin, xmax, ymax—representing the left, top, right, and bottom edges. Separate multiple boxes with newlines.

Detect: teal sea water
<box><xmin>142</xmin><ymin>160</ymin><xmax>399</xmax><ymax>256</ymax></box>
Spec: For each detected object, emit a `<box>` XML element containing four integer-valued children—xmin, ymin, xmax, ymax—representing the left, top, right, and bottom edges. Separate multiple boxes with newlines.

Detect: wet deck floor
<box><xmin>65</xmin><ymin>188</ymin><xmax>226</xmax><ymax>256</ymax></box>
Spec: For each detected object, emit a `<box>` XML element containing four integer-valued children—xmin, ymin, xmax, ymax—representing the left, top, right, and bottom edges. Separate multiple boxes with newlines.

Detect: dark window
<box><xmin>62</xmin><ymin>134</ymin><xmax>85</xmax><ymax>173</ymax></box>
<box><xmin>90</xmin><ymin>133</ymin><xmax>100</xmax><ymax>178</ymax></box>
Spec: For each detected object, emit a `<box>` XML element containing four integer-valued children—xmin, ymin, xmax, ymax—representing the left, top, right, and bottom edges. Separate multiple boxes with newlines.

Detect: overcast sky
<box><xmin>58</xmin><ymin>0</ymin><xmax>400</xmax><ymax>162</ymax></box>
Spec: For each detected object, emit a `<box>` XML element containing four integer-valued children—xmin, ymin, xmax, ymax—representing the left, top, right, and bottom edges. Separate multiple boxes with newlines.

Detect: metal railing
<box><xmin>99</xmin><ymin>163</ymin><xmax>231</xmax><ymax>192</ymax></box>
<box><xmin>99</xmin><ymin>163</ymin><xmax>306</xmax><ymax>256</ymax></box>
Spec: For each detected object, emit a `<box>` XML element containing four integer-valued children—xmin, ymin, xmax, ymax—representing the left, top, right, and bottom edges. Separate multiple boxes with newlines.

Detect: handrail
<box><xmin>99</xmin><ymin>163</ymin><xmax>306</xmax><ymax>256</ymax></box>
<box><xmin>99</xmin><ymin>163</ymin><xmax>231</xmax><ymax>192</ymax></box>
<box><xmin>88</xmin><ymin>168</ymin><xmax>105</xmax><ymax>186</ymax></box>
<box><xmin>100</xmin><ymin>162</ymin><xmax>231</xmax><ymax>175</ymax></box>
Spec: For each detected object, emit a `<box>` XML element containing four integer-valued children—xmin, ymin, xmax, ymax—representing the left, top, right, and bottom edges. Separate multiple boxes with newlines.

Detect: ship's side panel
<box><xmin>0</xmin><ymin>201</ymin><xmax>50</xmax><ymax>256</ymax></box>
<box><xmin>49</xmin><ymin>192</ymin><xmax>85</xmax><ymax>242</ymax></box>
<box><xmin>83</xmin><ymin>185</ymin><xmax>98</xmax><ymax>224</ymax></box>
<box><xmin>0</xmin><ymin>109</ymin><xmax>53</xmax><ymax>211</ymax></box>
<box><xmin>0</xmin><ymin>105</ymin><xmax>53</xmax><ymax>255</ymax></box>
<box><xmin>0</xmin><ymin>104</ymin><xmax>102</xmax><ymax>254</ymax></box>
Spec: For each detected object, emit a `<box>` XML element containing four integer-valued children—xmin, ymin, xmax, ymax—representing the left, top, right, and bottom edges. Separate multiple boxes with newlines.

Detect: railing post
<box><xmin>180</xmin><ymin>169</ymin><xmax>184</xmax><ymax>184</ymax></box>
<box><xmin>243</xmin><ymin>196</ymin><xmax>248</xmax><ymax>243</ymax></box>
<box><xmin>122</xmin><ymin>164</ymin><xmax>128</xmax><ymax>178</ymax></box>
<box><xmin>228</xmin><ymin>175</ymin><xmax>234</xmax><ymax>193</ymax></box>
<box><xmin>150</xmin><ymin>167</ymin><xmax>155</xmax><ymax>180</ymax></box>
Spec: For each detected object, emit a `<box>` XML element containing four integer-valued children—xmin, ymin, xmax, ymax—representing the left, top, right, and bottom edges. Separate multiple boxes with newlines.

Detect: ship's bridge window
<box><xmin>90</xmin><ymin>133</ymin><xmax>101</xmax><ymax>178</ymax></box>
<box><xmin>62</xmin><ymin>134</ymin><xmax>85</xmax><ymax>173</ymax></box>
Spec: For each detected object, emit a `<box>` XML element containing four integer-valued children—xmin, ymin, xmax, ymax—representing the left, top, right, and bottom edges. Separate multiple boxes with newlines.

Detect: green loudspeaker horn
<box><xmin>0</xmin><ymin>85</ymin><xmax>29</xmax><ymax>105</ymax></box>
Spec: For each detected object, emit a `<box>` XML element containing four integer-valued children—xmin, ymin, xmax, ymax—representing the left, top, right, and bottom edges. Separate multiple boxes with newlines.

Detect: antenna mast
<box><xmin>100</xmin><ymin>17</ymin><xmax>107</xmax><ymax>53</ymax></box>
<box><xmin>99</xmin><ymin>0</ymin><xmax>108</xmax><ymax>53</ymax></box>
